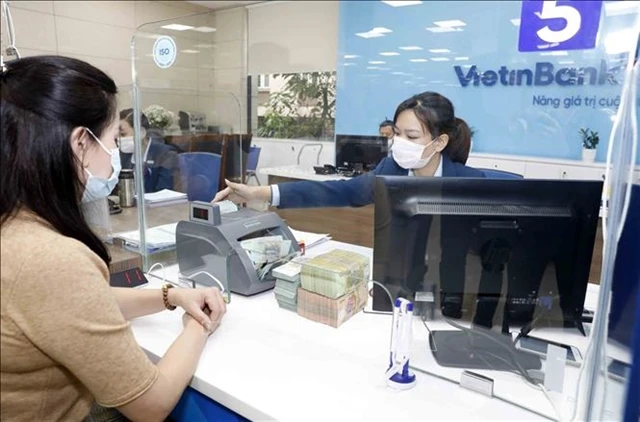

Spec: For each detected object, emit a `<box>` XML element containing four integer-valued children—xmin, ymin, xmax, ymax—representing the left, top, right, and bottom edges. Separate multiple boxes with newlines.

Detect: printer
<box><xmin>176</xmin><ymin>201</ymin><xmax>300</xmax><ymax>296</ymax></box>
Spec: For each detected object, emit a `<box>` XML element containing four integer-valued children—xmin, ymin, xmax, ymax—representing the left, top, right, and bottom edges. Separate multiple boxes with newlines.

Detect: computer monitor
<box><xmin>335</xmin><ymin>134</ymin><xmax>388</xmax><ymax>172</ymax></box>
<box><xmin>372</xmin><ymin>177</ymin><xmax>602</xmax><ymax>370</ymax></box>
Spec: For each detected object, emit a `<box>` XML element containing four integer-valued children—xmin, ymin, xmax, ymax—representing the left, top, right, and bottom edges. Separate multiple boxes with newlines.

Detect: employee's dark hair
<box><xmin>393</xmin><ymin>91</ymin><xmax>471</xmax><ymax>164</ymax></box>
<box><xmin>379</xmin><ymin>119</ymin><xmax>394</xmax><ymax>128</ymax></box>
<box><xmin>1</xmin><ymin>55</ymin><xmax>117</xmax><ymax>265</ymax></box>
<box><xmin>119</xmin><ymin>108</ymin><xmax>150</xmax><ymax>131</ymax></box>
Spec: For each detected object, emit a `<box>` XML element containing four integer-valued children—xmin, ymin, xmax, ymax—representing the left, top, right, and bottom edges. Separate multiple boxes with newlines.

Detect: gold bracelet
<box><xmin>162</xmin><ymin>283</ymin><xmax>176</xmax><ymax>311</ymax></box>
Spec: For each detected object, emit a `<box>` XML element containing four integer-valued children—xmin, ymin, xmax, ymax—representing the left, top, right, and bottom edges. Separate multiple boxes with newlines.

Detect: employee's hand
<box><xmin>212</xmin><ymin>179</ymin><xmax>271</xmax><ymax>204</ymax></box>
<box><xmin>171</xmin><ymin>287</ymin><xmax>226</xmax><ymax>333</ymax></box>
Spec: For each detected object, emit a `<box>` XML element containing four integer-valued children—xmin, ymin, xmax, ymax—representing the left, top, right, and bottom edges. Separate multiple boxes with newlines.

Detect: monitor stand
<box><xmin>429</xmin><ymin>329</ymin><xmax>542</xmax><ymax>372</ymax></box>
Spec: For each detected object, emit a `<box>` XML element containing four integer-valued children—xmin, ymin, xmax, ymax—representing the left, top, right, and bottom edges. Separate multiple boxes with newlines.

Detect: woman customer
<box><xmin>1</xmin><ymin>56</ymin><xmax>226</xmax><ymax>422</ymax></box>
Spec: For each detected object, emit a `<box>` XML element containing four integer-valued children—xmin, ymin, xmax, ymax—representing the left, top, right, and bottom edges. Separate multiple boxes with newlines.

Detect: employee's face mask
<box><xmin>82</xmin><ymin>128</ymin><xmax>122</xmax><ymax>203</ymax></box>
<box><xmin>119</xmin><ymin>136</ymin><xmax>134</xmax><ymax>154</ymax></box>
<box><xmin>392</xmin><ymin>136</ymin><xmax>437</xmax><ymax>170</ymax></box>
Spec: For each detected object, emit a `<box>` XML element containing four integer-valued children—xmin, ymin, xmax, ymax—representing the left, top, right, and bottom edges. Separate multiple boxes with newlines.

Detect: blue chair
<box><xmin>480</xmin><ymin>168</ymin><xmax>524</xmax><ymax>179</ymax></box>
<box><xmin>178</xmin><ymin>152</ymin><xmax>222</xmax><ymax>202</ymax></box>
<box><xmin>246</xmin><ymin>146</ymin><xmax>261</xmax><ymax>185</ymax></box>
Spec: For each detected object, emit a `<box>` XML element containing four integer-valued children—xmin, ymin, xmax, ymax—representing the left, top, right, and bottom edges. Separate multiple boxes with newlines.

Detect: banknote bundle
<box><xmin>297</xmin><ymin>249</ymin><xmax>370</xmax><ymax>327</ymax></box>
<box><xmin>300</xmin><ymin>249</ymin><xmax>370</xmax><ymax>299</ymax></box>
<box><xmin>272</xmin><ymin>257</ymin><xmax>309</xmax><ymax>312</ymax></box>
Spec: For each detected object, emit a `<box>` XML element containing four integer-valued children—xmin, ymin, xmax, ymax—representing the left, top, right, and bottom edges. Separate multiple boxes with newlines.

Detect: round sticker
<box><xmin>153</xmin><ymin>36</ymin><xmax>177</xmax><ymax>69</ymax></box>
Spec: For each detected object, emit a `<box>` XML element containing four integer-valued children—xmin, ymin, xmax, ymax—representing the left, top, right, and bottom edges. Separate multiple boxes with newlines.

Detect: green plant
<box><xmin>579</xmin><ymin>128</ymin><xmax>599</xmax><ymax>149</ymax></box>
<box><xmin>257</xmin><ymin>71</ymin><xmax>336</xmax><ymax>140</ymax></box>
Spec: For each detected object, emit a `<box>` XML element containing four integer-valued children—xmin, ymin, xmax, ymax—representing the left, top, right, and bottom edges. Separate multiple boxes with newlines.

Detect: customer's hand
<box><xmin>212</xmin><ymin>179</ymin><xmax>271</xmax><ymax>204</ymax></box>
<box><xmin>171</xmin><ymin>287</ymin><xmax>226</xmax><ymax>333</ymax></box>
<box><xmin>182</xmin><ymin>308</ymin><xmax>221</xmax><ymax>336</ymax></box>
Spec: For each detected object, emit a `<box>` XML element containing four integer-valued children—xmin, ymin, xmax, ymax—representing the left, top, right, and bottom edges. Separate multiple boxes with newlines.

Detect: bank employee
<box><xmin>1</xmin><ymin>56</ymin><xmax>226</xmax><ymax>422</ymax></box>
<box><xmin>213</xmin><ymin>91</ymin><xmax>485</xmax><ymax>208</ymax></box>
<box><xmin>119</xmin><ymin>108</ymin><xmax>178</xmax><ymax>193</ymax></box>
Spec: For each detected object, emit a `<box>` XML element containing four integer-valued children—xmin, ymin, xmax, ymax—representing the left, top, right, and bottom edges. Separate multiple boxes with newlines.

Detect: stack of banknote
<box><xmin>240</xmin><ymin>235</ymin><xmax>293</xmax><ymax>280</ymax></box>
<box><xmin>300</xmin><ymin>249</ymin><xmax>370</xmax><ymax>299</ymax></box>
<box><xmin>272</xmin><ymin>257</ymin><xmax>309</xmax><ymax>312</ymax></box>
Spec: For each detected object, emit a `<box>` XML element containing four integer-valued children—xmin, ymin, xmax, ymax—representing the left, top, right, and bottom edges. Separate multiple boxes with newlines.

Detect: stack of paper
<box><xmin>143</xmin><ymin>189</ymin><xmax>188</xmax><ymax>207</ymax></box>
<box><xmin>114</xmin><ymin>223</ymin><xmax>177</xmax><ymax>252</ymax></box>
<box><xmin>300</xmin><ymin>249</ymin><xmax>370</xmax><ymax>299</ymax></box>
<box><xmin>272</xmin><ymin>257</ymin><xmax>309</xmax><ymax>312</ymax></box>
<box><xmin>288</xmin><ymin>227</ymin><xmax>331</xmax><ymax>249</ymax></box>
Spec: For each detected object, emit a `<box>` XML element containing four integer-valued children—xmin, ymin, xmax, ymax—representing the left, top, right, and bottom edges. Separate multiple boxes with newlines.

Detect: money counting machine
<box><xmin>176</xmin><ymin>201</ymin><xmax>300</xmax><ymax>296</ymax></box>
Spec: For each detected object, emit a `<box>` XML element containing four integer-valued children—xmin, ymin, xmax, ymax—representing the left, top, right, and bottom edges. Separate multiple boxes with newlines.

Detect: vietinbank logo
<box><xmin>454</xmin><ymin>60</ymin><xmax>620</xmax><ymax>88</ymax></box>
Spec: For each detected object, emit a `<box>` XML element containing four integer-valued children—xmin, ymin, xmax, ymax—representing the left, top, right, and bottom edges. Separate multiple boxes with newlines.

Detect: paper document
<box><xmin>143</xmin><ymin>189</ymin><xmax>188</xmax><ymax>204</ymax></box>
<box><xmin>115</xmin><ymin>223</ymin><xmax>177</xmax><ymax>251</ymax></box>
<box><xmin>288</xmin><ymin>227</ymin><xmax>331</xmax><ymax>249</ymax></box>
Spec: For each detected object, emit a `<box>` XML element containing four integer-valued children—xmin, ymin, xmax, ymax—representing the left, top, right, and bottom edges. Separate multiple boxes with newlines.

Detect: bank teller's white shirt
<box><xmin>269</xmin><ymin>156</ymin><xmax>443</xmax><ymax>207</ymax></box>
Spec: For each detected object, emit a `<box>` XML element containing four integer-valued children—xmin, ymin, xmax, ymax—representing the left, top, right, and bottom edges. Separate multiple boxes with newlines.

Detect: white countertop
<box><xmin>258</xmin><ymin>165</ymin><xmax>349</xmax><ymax>182</ymax></box>
<box><xmin>132</xmin><ymin>241</ymin><xmax>625</xmax><ymax>421</ymax></box>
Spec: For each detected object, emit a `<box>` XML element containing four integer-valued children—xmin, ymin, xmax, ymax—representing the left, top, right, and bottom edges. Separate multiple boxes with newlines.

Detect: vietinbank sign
<box><xmin>455</xmin><ymin>60</ymin><xmax>617</xmax><ymax>88</ymax></box>
<box><xmin>455</xmin><ymin>0</ymin><xmax>605</xmax><ymax>88</ymax></box>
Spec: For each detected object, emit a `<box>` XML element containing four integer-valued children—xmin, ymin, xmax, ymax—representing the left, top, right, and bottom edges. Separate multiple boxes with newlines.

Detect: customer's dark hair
<box><xmin>1</xmin><ymin>56</ymin><xmax>117</xmax><ymax>265</ymax></box>
<box><xmin>119</xmin><ymin>108</ymin><xmax>150</xmax><ymax>131</ymax></box>
<box><xmin>393</xmin><ymin>91</ymin><xmax>471</xmax><ymax>164</ymax></box>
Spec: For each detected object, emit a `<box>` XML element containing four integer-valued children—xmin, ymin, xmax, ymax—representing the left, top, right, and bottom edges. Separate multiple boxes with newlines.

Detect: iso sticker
<box><xmin>153</xmin><ymin>36</ymin><xmax>177</xmax><ymax>69</ymax></box>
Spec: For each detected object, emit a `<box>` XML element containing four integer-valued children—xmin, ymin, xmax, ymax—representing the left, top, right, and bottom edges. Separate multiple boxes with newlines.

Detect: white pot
<box><xmin>582</xmin><ymin>148</ymin><xmax>596</xmax><ymax>163</ymax></box>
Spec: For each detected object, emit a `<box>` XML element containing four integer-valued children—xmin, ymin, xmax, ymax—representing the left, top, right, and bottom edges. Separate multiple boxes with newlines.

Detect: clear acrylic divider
<box><xmin>120</xmin><ymin>10</ymin><xmax>245</xmax><ymax>296</ymax></box>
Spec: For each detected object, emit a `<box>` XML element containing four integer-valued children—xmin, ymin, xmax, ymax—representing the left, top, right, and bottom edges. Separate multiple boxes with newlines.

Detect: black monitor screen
<box><xmin>335</xmin><ymin>134</ymin><xmax>388</xmax><ymax>171</ymax></box>
<box><xmin>372</xmin><ymin>177</ymin><xmax>602</xmax><ymax>331</ymax></box>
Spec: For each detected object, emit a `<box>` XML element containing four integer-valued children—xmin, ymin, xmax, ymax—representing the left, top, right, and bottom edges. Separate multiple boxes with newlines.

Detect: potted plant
<box><xmin>579</xmin><ymin>128</ymin><xmax>599</xmax><ymax>163</ymax></box>
<box><xmin>143</xmin><ymin>105</ymin><xmax>173</xmax><ymax>135</ymax></box>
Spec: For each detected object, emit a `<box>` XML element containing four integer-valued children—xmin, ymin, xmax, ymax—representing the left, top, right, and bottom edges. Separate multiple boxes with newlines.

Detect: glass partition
<box><xmin>108</xmin><ymin>9</ymin><xmax>246</xmax><ymax>298</ymax></box>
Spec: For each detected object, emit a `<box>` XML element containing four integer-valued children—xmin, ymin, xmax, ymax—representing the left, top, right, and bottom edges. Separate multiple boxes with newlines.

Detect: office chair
<box><xmin>178</xmin><ymin>152</ymin><xmax>222</xmax><ymax>202</ymax></box>
<box><xmin>480</xmin><ymin>168</ymin><xmax>524</xmax><ymax>179</ymax></box>
<box><xmin>246</xmin><ymin>146</ymin><xmax>262</xmax><ymax>185</ymax></box>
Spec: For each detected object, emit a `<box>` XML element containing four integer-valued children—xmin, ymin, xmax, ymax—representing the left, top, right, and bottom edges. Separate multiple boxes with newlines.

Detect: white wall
<box><xmin>247</xmin><ymin>1</ymin><xmax>338</xmax><ymax>75</ymax></box>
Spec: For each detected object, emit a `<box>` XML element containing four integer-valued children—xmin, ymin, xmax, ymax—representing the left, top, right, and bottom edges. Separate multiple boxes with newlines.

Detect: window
<box><xmin>257</xmin><ymin>74</ymin><xmax>270</xmax><ymax>90</ymax></box>
<box><xmin>256</xmin><ymin>71</ymin><xmax>336</xmax><ymax>141</ymax></box>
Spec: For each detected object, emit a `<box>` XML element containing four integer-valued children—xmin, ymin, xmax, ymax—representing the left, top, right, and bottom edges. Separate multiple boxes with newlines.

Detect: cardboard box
<box><xmin>296</xmin><ymin>282</ymin><xmax>368</xmax><ymax>328</ymax></box>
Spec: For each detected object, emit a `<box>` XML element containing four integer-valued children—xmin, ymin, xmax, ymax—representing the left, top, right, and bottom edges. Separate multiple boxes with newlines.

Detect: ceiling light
<box><xmin>344</xmin><ymin>63</ymin><xmax>356</xmax><ymax>67</ymax></box>
<box><xmin>380</xmin><ymin>52</ymin><xmax>400</xmax><ymax>56</ymax></box>
<box><xmin>454</xmin><ymin>56</ymin><xmax>469</xmax><ymax>61</ymax></box>
<box><xmin>559</xmin><ymin>60</ymin><xmax>575</xmax><ymax>65</ymax></box>
<box><xmin>369</xmin><ymin>60</ymin><xmax>386</xmax><ymax>64</ymax></box>
<box><xmin>344</xmin><ymin>54</ymin><xmax>359</xmax><ymax>59</ymax></box>
<box><xmin>181</xmin><ymin>49</ymin><xmax>200</xmax><ymax>54</ymax></box>
<box><xmin>510</xmin><ymin>18</ymin><xmax>521</xmax><ymax>27</ymax></box>
<box><xmin>409</xmin><ymin>58</ymin><xmax>428</xmax><ymax>62</ymax></box>
<box><xmin>540</xmin><ymin>51</ymin><xmax>568</xmax><ymax>56</ymax></box>
<box><xmin>426</xmin><ymin>26</ymin><xmax>461</xmax><ymax>33</ymax></box>
<box><xmin>372</xmin><ymin>27</ymin><xmax>393</xmax><ymax>34</ymax></box>
<box><xmin>367</xmin><ymin>66</ymin><xmax>380</xmax><ymax>70</ymax></box>
<box><xmin>430</xmin><ymin>57</ymin><xmax>450</xmax><ymax>61</ymax></box>
<box><xmin>391</xmin><ymin>71</ymin><xmax>408</xmax><ymax>75</ymax></box>
<box><xmin>428</xmin><ymin>49</ymin><xmax>451</xmax><ymax>53</ymax></box>
<box><xmin>605</xmin><ymin>1</ymin><xmax>640</xmax><ymax>16</ymax></box>
<box><xmin>381</xmin><ymin>1</ymin><xmax>423</xmax><ymax>7</ymax></box>
<box><xmin>194</xmin><ymin>43</ymin><xmax>215</xmax><ymax>48</ymax></box>
<box><xmin>434</xmin><ymin>20</ymin><xmax>466</xmax><ymax>27</ymax></box>
<box><xmin>356</xmin><ymin>32</ymin><xmax>385</xmax><ymax>39</ymax></box>
<box><xmin>404</xmin><ymin>81</ymin><xmax>414</xmax><ymax>84</ymax></box>
<box><xmin>399</xmin><ymin>46</ymin><xmax>423</xmax><ymax>51</ymax></box>
<box><xmin>192</xmin><ymin>26</ymin><xmax>216</xmax><ymax>33</ymax></box>
<box><xmin>161</xmin><ymin>23</ymin><xmax>194</xmax><ymax>31</ymax></box>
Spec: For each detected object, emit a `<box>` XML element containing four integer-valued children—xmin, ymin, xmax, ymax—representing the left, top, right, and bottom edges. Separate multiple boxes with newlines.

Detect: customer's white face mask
<box><xmin>119</xmin><ymin>136</ymin><xmax>134</xmax><ymax>154</ymax></box>
<box><xmin>392</xmin><ymin>136</ymin><xmax>436</xmax><ymax>169</ymax></box>
<box><xmin>82</xmin><ymin>129</ymin><xmax>121</xmax><ymax>203</ymax></box>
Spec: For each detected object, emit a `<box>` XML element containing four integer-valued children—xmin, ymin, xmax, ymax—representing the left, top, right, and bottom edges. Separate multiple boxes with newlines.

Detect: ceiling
<box><xmin>186</xmin><ymin>1</ymin><xmax>264</xmax><ymax>9</ymax></box>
